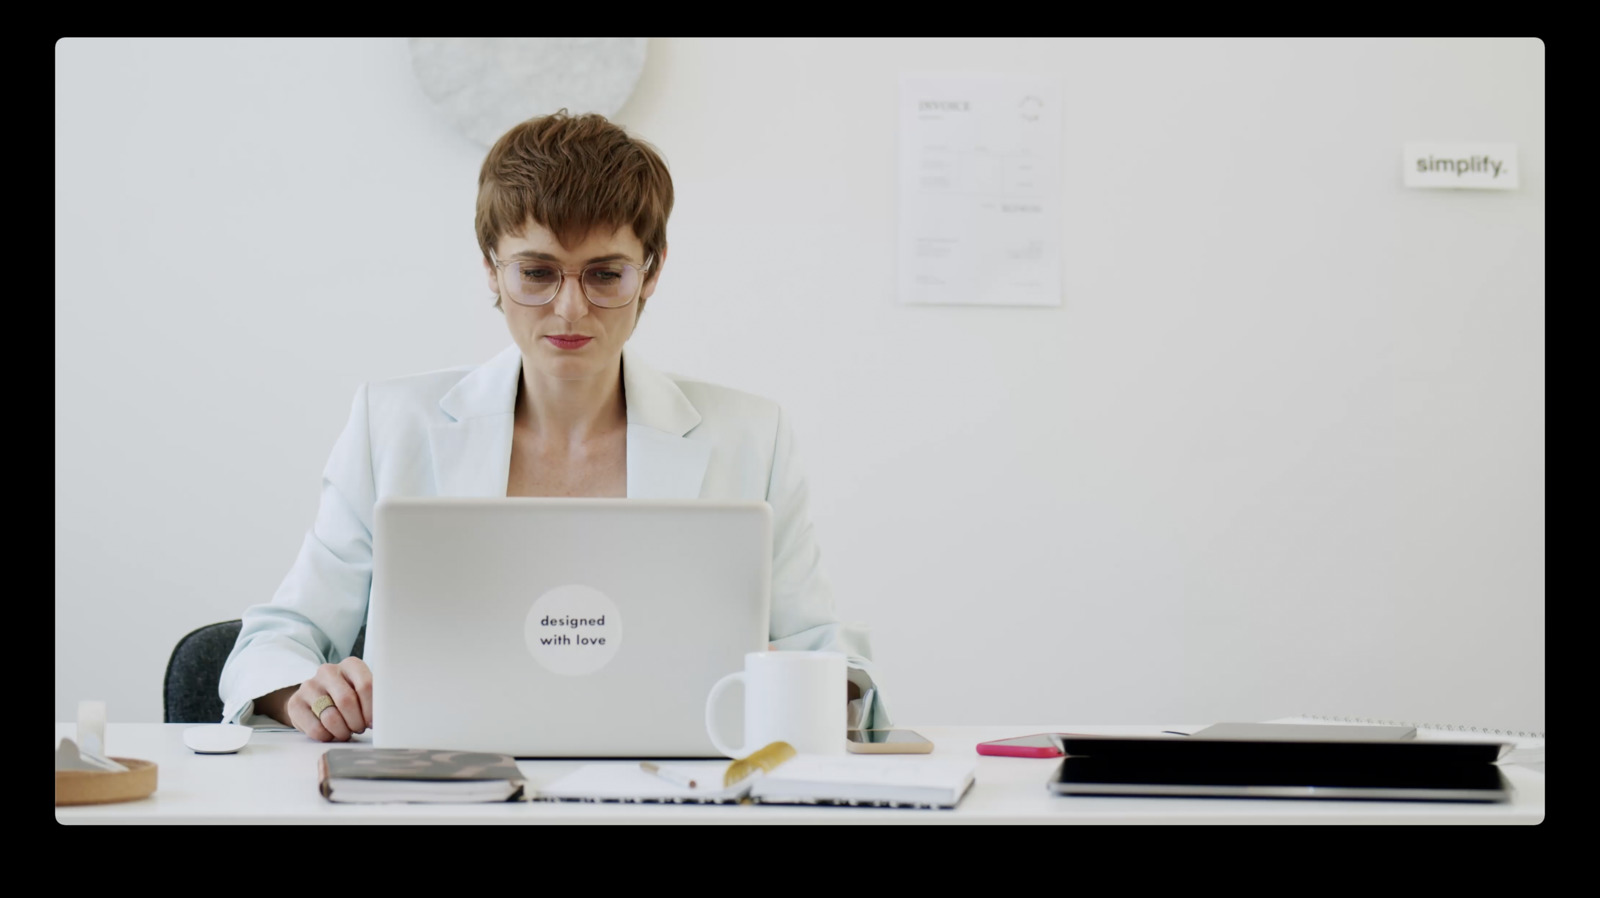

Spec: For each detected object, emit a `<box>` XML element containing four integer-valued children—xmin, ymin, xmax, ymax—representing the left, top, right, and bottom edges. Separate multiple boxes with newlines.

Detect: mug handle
<box><xmin>704</xmin><ymin>671</ymin><xmax>746</xmax><ymax>758</ymax></box>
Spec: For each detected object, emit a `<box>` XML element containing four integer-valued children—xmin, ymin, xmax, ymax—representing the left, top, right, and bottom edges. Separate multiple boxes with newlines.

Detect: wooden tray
<box><xmin>56</xmin><ymin>758</ymin><xmax>158</xmax><ymax>806</ymax></box>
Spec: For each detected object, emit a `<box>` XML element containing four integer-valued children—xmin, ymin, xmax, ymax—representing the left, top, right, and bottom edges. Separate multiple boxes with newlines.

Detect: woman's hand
<box><xmin>284</xmin><ymin>657</ymin><xmax>374</xmax><ymax>742</ymax></box>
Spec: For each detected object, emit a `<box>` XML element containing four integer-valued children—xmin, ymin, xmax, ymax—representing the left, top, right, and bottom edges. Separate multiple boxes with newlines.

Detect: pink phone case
<box><xmin>976</xmin><ymin>734</ymin><xmax>1063</xmax><ymax>758</ymax></box>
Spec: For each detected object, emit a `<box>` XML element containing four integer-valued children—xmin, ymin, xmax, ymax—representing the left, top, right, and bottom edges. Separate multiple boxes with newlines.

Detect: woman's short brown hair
<box><xmin>476</xmin><ymin>110</ymin><xmax>673</xmax><ymax>312</ymax></box>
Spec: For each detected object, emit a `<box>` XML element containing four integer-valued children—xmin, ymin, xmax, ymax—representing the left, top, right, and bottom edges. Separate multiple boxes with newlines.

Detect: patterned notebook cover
<box><xmin>319</xmin><ymin>748</ymin><xmax>527</xmax><ymax>802</ymax></box>
<box><xmin>323</xmin><ymin>748</ymin><xmax>524</xmax><ymax>780</ymax></box>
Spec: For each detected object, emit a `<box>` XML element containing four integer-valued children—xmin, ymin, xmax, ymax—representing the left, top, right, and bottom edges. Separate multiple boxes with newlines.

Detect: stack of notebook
<box><xmin>1048</xmin><ymin>719</ymin><xmax>1528</xmax><ymax>802</ymax></box>
<box><xmin>319</xmin><ymin>748</ymin><xmax>527</xmax><ymax>803</ymax></box>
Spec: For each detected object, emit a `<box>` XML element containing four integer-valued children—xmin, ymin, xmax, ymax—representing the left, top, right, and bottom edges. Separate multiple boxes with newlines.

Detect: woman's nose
<box><xmin>550</xmin><ymin>275</ymin><xmax>589</xmax><ymax>320</ymax></box>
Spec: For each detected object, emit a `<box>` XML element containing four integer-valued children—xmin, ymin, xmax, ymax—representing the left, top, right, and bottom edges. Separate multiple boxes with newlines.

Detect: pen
<box><xmin>640</xmin><ymin>762</ymin><xmax>697</xmax><ymax>789</ymax></box>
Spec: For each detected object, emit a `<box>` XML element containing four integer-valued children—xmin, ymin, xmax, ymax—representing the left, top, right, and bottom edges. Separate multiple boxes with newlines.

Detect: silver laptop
<box><xmin>367</xmin><ymin>497</ymin><xmax>771</xmax><ymax>758</ymax></box>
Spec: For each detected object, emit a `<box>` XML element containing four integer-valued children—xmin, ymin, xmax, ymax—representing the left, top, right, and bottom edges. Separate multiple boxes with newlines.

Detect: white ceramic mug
<box><xmin>704</xmin><ymin>651</ymin><xmax>847</xmax><ymax>757</ymax></box>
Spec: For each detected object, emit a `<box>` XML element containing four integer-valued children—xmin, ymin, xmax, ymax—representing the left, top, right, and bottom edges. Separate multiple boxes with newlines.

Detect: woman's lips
<box><xmin>545</xmin><ymin>335</ymin><xmax>593</xmax><ymax>350</ymax></box>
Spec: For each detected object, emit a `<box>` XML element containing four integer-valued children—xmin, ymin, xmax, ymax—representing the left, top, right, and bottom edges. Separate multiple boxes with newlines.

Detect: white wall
<box><xmin>55</xmin><ymin>38</ymin><xmax>1545</xmax><ymax>731</ymax></box>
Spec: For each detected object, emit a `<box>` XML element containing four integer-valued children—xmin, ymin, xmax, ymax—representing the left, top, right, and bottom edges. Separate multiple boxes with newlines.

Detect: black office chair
<box><xmin>163</xmin><ymin>620</ymin><xmax>365</xmax><ymax>723</ymax></box>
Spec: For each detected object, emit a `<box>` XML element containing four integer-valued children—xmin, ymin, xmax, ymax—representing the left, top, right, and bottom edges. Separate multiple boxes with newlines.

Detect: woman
<box><xmin>218</xmin><ymin>111</ymin><xmax>887</xmax><ymax>740</ymax></box>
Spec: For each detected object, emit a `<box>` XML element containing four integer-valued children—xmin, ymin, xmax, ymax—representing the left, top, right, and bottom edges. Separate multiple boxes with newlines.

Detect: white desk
<box><xmin>55</xmin><ymin>723</ymin><xmax>1544</xmax><ymax>824</ymax></box>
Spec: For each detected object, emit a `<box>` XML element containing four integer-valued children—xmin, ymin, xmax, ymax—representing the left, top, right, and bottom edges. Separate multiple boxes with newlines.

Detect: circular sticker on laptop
<box><xmin>524</xmin><ymin>584</ymin><xmax>622</xmax><ymax>676</ymax></box>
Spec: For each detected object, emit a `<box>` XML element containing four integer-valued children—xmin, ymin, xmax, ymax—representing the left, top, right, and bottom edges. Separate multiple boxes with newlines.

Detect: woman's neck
<box><xmin>514</xmin><ymin>356</ymin><xmax>627</xmax><ymax>445</ymax></box>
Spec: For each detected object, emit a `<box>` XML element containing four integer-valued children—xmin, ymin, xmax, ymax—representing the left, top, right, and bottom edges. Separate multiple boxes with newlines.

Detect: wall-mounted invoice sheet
<box><xmin>898</xmin><ymin>74</ymin><xmax>1062</xmax><ymax>306</ymax></box>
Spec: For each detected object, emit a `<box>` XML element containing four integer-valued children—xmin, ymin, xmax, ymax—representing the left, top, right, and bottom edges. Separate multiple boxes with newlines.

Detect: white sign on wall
<box><xmin>1403</xmin><ymin>142</ymin><xmax>1519</xmax><ymax>189</ymax></box>
<box><xmin>899</xmin><ymin>74</ymin><xmax>1062</xmax><ymax>306</ymax></box>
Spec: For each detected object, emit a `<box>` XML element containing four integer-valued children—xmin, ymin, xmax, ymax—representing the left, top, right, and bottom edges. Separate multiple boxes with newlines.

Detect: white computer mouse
<box><xmin>182</xmin><ymin>723</ymin><xmax>254</xmax><ymax>754</ymax></box>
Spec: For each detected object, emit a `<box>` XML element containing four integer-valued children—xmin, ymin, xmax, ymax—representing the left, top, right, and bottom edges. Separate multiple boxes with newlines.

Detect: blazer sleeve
<box><xmin>764</xmin><ymin>404</ymin><xmax>892</xmax><ymax>729</ymax></box>
<box><xmin>218</xmin><ymin>383</ymin><xmax>377</xmax><ymax>725</ymax></box>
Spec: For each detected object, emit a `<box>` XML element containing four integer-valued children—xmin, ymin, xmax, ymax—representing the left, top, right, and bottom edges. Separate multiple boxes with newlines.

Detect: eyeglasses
<box><xmin>489</xmin><ymin>249</ymin><xmax>654</xmax><ymax>309</ymax></box>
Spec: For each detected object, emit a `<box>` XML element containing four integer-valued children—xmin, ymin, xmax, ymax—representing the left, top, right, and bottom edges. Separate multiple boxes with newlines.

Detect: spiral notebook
<box><xmin>1270</xmin><ymin>715</ymin><xmax>1544</xmax><ymax>773</ymax></box>
<box><xmin>534</xmin><ymin>755</ymin><xmax>977</xmax><ymax>808</ymax></box>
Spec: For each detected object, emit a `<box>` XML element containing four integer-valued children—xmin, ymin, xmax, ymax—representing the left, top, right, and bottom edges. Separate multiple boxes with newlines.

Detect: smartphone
<box><xmin>976</xmin><ymin>733</ymin><xmax>1064</xmax><ymax>758</ymax></box>
<box><xmin>845</xmin><ymin>729</ymin><xmax>934</xmax><ymax>754</ymax></box>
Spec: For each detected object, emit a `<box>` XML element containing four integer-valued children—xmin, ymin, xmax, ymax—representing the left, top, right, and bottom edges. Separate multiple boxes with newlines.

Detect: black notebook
<box><xmin>1049</xmin><ymin>734</ymin><xmax>1511</xmax><ymax>802</ymax></box>
<box><xmin>318</xmin><ymin>748</ymin><xmax>527</xmax><ymax>803</ymax></box>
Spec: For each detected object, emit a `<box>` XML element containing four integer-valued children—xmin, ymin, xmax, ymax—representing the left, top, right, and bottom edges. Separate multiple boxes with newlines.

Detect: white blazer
<box><xmin>219</xmin><ymin>343</ymin><xmax>887</xmax><ymax>728</ymax></box>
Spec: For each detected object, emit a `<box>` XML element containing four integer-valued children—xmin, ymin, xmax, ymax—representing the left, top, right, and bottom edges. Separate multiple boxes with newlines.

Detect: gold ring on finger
<box><xmin>310</xmin><ymin>694</ymin><xmax>335</xmax><ymax>718</ymax></box>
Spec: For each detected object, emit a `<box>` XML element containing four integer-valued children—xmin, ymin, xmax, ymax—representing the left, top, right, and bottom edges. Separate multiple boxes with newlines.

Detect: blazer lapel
<box><xmin>428</xmin><ymin>344</ymin><xmax>521</xmax><ymax>497</ymax></box>
<box><xmin>623</xmin><ymin>345</ymin><xmax>711</xmax><ymax>499</ymax></box>
<box><xmin>426</xmin><ymin>343</ymin><xmax>709</xmax><ymax>499</ymax></box>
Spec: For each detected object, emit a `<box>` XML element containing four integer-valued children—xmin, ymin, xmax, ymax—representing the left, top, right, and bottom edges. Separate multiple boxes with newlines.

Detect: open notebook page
<box><xmin>533</xmin><ymin>761</ymin><xmax>746</xmax><ymax>803</ymax></box>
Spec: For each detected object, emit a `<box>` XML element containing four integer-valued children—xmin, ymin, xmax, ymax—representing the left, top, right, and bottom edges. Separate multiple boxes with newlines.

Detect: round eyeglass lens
<box><xmin>581</xmin><ymin>264</ymin><xmax>642</xmax><ymax>307</ymax></box>
<box><xmin>509</xmin><ymin>263</ymin><xmax>560</xmax><ymax>305</ymax></box>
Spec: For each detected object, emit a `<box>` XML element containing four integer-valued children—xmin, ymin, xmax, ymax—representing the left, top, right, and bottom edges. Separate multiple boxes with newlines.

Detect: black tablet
<box><xmin>1049</xmin><ymin>735</ymin><xmax>1511</xmax><ymax>802</ymax></box>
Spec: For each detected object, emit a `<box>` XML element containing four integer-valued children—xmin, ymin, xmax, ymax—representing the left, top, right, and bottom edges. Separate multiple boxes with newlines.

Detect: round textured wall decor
<box><xmin>409</xmin><ymin>38</ymin><xmax>648</xmax><ymax>146</ymax></box>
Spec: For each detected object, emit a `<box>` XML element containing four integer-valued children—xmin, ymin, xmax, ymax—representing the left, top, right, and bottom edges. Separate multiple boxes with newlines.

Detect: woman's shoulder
<box><xmin>363</xmin><ymin>363</ymin><xmax>478</xmax><ymax>415</ymax></box>
<box><xmin>624</xmin><ymin>347</ymin><xmax>785</xmax><ymax>437</ymax></box>
<box><xmin>361</xmin><ymin>345</ymin><xmax>522</xmax><ymax>423</ymax></box>
<box><xmin>661</xmin><ymin>370</ymin><xmax>784</xmax><ymax>432</ymax></box>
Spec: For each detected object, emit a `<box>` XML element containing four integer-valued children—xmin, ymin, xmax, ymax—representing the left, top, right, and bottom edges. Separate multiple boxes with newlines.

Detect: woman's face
<box><xmin>486</xmin><ymin>220</ymin><xmax>662</xmax><ymax>385</ymax></box>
